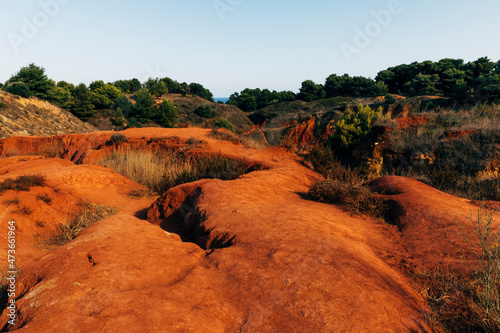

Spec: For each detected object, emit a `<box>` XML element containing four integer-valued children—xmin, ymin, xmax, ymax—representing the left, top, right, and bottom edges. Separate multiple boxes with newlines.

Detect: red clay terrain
<box><xmin>0</xmin><ymin>128</ymin><xmax>494</xmax><ymax>332</ymax></box>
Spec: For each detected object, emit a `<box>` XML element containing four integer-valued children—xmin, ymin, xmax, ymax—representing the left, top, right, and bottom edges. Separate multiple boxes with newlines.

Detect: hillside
<box><xmin>0</xmin><ymin>91</ymin><xmax>96</xmax><ymax>139</ymax></box>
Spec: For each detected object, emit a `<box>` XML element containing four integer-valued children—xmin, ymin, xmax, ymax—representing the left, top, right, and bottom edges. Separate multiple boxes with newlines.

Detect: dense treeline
<box><xmin>227</xmin><ymin>57</ymin><xmax>500</xmax><ymax>111</ymax></box>
<box><xmin>1</xmin><ymin>64</ymin><xmax>214</xmax><ymax>127</ymax></box>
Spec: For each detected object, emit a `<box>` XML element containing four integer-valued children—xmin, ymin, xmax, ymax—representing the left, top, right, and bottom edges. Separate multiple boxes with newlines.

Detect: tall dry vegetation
<box><xmin>97</xmin><ymin>149</ymin><xmax>250</xmax><ymax>195</ymax></box>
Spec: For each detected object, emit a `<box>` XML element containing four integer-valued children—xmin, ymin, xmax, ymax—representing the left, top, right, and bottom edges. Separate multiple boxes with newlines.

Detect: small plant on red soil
<box><xmin>0</xmin><ymin>174</ymin><xmax>46</xmax><ymax>193</ymax></box>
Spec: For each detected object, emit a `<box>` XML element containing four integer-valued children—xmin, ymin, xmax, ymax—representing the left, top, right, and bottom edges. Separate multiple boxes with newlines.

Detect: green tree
<box><xmin>4</xmin><ymin>82</ymin><xmax>31</xmax><ymax>98</ymax></box>
<box><xmin>115</xmin><ymin>95</ymin><xmax>134</xmax><ymax>118</ymax></box>
<box><xmin>5</xmin><ymin>64</ymin><xmax>53</xmax><ymax>99</ymax></box>
<box><xmin>90</xmin><ymin>84</ymin><xmax>123</xmax><ymax>109</ymax></box>
<box><xmin>156</xmin><ymin>99</ymin><xmax>177</xmax><ymax>127</ymax></box>
<box><xmin>114</xmin><ymin>79</ymin><xmax>141</xmax><ymax>94</ymax></box>
<box><xmin>440</xmin><ymin>68</ymin><xmax>467</xmax><ymax>96</ymax></box>
<box><xmin>132</xmin><ymin>88</ymin><xmax>156</xmax><ymax>122</ymax></box>
<box><xmin>403</xmin><ymin>73</ymin><xmax>441</xmax><ymax>96</ymax></box>
<box><xmin>189</xmin><ymin>82</ymin><xmax>214</xmax><ymax>102</ymax></box>
<box><xmin>298</xmin><ymin>80</ymin><xmax>322</xmax><ymax>102</ymax></box>
<box><xmin>89</xmin><ymin>80</ymin><xmax>105</xmax><ymax>91</ymax></box>
<box><xmin>114</xmin><ymin>108</ymin><xmax>125</xmax><ymax>126</ymax></box>
<box><xmin>47</xmin><ymin>85</ymin><xmax>74</xmax><ymax>110</ymax></box>
<box><xmin>71</xmin><ymin>83</ymin><xmax>95</xmax><ymax>120</ymax></box>
<box><xmin>144</xmin><ymin>78</ymin><xmax>168</xmax><ymax>97</ymax></box>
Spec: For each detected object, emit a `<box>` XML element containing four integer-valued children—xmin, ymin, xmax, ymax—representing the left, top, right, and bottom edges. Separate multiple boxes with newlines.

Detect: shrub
<box><xmin>109</xmin><ymin>133</ymin><xmax>128</xmax><ymax>145</ymax></box>
<box><xmin>306</xmin><ymin>145</ymin><xmax>362</xmax><ymax>182</ymax></box>
<box><xmin>329</xmin><ymin>104</ymin><xmax>383</xmax><ymax>152</ymax></box>
<box><xmin>0</xmin><ymin>174</ymin><xmax>46</xmax><ymax>193</ymax></box>
<box><xmin>0</xmin><ymin>102</ymin><xmax>6</xmax><ymax>109</ymax></box>
<box><xmin>457</xmin><ymin>208</ymin><xmax>500</xmax><ymax>330</ymax></box>
<box><xmin>4</xmin><ymin>82</ymin><xmax>31</xmax><ymax>98</ymax></box>
<box><xmin>307</xmin><ymin>179</ymin><xmax>385</xmax><ymax>217</ymax></box>
<box><xmin>385</xmin><ymin>94</ymin><xmax>396</xmax><ymax>104</ymax></box>
<box><xmin>41</xmin><ymin>202</ymin><xmax>119</xmax><ymax>248</ymax></box>
<box><xmin>209</xmin><ymin>128</ymin><xmax>241</xmax><ymax>145</ymax></box>
<box><xmin>214</xmin><ymin>118</ymin><xmax>235</xmax><ymax>132</ymax></box>
<box><xmin>185</xmin><ymin>137</ymin><xmax>205</xmax><ymax>146</ymax></box>
<box><xmin>194</xmin><ymin>104</ymin><xmax>217</xmax><ymax>118</ymax></box>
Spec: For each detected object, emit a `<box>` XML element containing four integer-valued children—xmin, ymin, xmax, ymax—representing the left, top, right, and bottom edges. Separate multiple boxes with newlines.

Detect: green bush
<box><xmin>214</xmin><ymin>118</ymin><xmax>235</xmax><ymax>132</ymax></box>
<box><xmin>194</xmin><ymin>104</ymin><xmax>217</xmax><ymax>118</ymax></box>
<box><xmin>329</xmin><ymin>103</ymin><xmax>383</xmax><ymax>151</ymax></box>
<box><xmin>385</xmin><ymin>94</ymin><xmax>396</xmax><ymax>104</ymax></box>
<box><xmin>4</xmin><ymin>82</ymin><xmax>31</xmax><ymax>98</ymax></box>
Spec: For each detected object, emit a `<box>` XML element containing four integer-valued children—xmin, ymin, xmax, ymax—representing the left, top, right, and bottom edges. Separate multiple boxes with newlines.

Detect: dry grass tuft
<box><xmin>307</xmin><ymin>179</ymin><xmax>386</xmax><ymax>217</ymax></box>
<box><xmin>39</xmin><ymin>202</ymin><xmax>119</xmax><ymax>248</ymax></box>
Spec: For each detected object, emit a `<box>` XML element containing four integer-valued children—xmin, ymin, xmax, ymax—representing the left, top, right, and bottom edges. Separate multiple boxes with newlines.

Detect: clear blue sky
<box><xmin>1</xmin><ymin>0</ymin><xmax>499</xmax><ymax>96</ymax></box>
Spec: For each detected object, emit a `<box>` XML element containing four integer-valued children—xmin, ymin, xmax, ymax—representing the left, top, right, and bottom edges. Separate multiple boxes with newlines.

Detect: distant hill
<box><xmin>155</xmin><ymin>94</ymin><xmax>254</xmax><ymax>134</ymax></box>
<box><xmin>0</xmin><ymin>91</ymin><xmax>96</xmax><ymax>139</ymax></box>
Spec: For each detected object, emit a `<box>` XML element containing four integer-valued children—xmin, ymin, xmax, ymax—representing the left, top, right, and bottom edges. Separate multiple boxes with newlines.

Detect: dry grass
<box><xmin>208</xmin><ymin>128</ymin><xmax>241</xmax><ymax>144</ymax></box>
<box><xmin>39</xmin><ymin>202</ymin><xmax>119</xmax><ymax>248</ymax></box>
<box><xmin>307</xmin><ymin>179</ymin><xmax>386</xmax><ymax>217</ymax></box>
<box><xmin>98</xmin><ymin>149</ymin><xmax>194</xmax><ymax>194</ymax></box>
<box><xmin>98</xmin><ymin>148</ymin><xmax>250</xmax><ymax>195</ymax></box>
<box><xmin>0</xmin><ymin>174</ymin><xmax>46</xmax><ymax>193</ymax></box>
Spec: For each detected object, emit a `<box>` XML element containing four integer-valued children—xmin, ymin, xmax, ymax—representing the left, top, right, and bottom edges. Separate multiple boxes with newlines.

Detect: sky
<box><xmin>0</xmin><ymin>0</ymin><xmax>499</xmax><ymax>97</ymax></box>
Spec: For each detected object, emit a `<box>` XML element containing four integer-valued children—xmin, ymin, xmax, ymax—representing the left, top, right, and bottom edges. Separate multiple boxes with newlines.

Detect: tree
<box><xmin>403</xmin><ymin>73</ymin><xmax>441</xmax><ymax>96</ymax></box>
<box><xmin>189</xmin><ymin>82</ymin><xmax>214</xmax><ymax>102</ymax></box>
<box><xmin>132</xmin><ymin>88</ymin><xmax>156</xmax><ymax>123</ymax></box>
<box><xmin>4</xmin><ymin>82</ymin><xmax>31</xmax><ymax>98</ymax></box>
<box><xmin>114</xmin><ymin>79</ymin><xmax>141</xmax><ymax>94</ymax></box>
<box><xmin>115</xmin><ymin>95</ymin><xmax>134</xmax><ymax>118</ymax></box>
<box><xmin>5</xmin><ymin>64</ymin><xmax>53</xmax><ymax>99</ymax></box>
<box><xmin>47</xmin><ymin>85</ymin><xmax>74</xmax><ymax>110</ymax></box>
<box><xmin>89</xmin><ymin>80</ymin><xmax>105</xmax><ymax>91</ymax></box>
<box><xmin>90</xmin><ymin>84</ymin><xmax>123</xmax><ymax>109</ymax></box>
<box><xmin>156</xmin><ymin>99</ymin><xmax>177</xmax><ymax>127</ymax></box>
<box><xmin>144</xmin><ymin>78</ymin><xmax>168</xmax><ymax>97</ymax></box>
<box><xmin>298</xmin><ymin>80</ymin><xmax>322</xmax><ymax>102</ymax></box>
<box><xmin>440</xmin><ymin>68</ymin><xmax>467</xmax><ymax>96</ymax></box>
<box><xmin>114</xmin><ymin>108</ymin><xmax>125</xmax><ymax>126</ymax></box>
<box><xmin>71</xmin><ymin>83</ymin><xmax>95</xmax><ymax>120</ymax></box>
<box><xmin>464</xmin><ymin>57</ymin><xmax>496</xmax><ymax>85</ymax></box>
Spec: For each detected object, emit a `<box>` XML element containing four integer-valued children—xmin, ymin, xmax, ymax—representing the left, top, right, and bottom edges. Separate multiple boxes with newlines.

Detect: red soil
<box><xmin>1</xmin><ymin>127</ymin><xmax>491</xmax><ymax>331</ymax></box>
<box><xmin>394</xmin><ymin>116</ymin><xmax>430</xmax><ymax>129</ymax></box>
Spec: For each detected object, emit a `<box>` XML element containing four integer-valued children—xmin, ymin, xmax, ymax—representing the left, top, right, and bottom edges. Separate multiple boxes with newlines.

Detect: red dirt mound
<box><xmin>369</xmin><ymin>176</ymin><xmax>499</xmax><ymax>272</ymax></box>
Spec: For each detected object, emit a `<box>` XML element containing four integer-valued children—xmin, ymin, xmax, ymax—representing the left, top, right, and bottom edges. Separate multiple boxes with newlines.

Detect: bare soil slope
<box><xmin>0</xmin><ymin>91</ymin><xmax>96</xmax><ymax>139</ymax></box>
